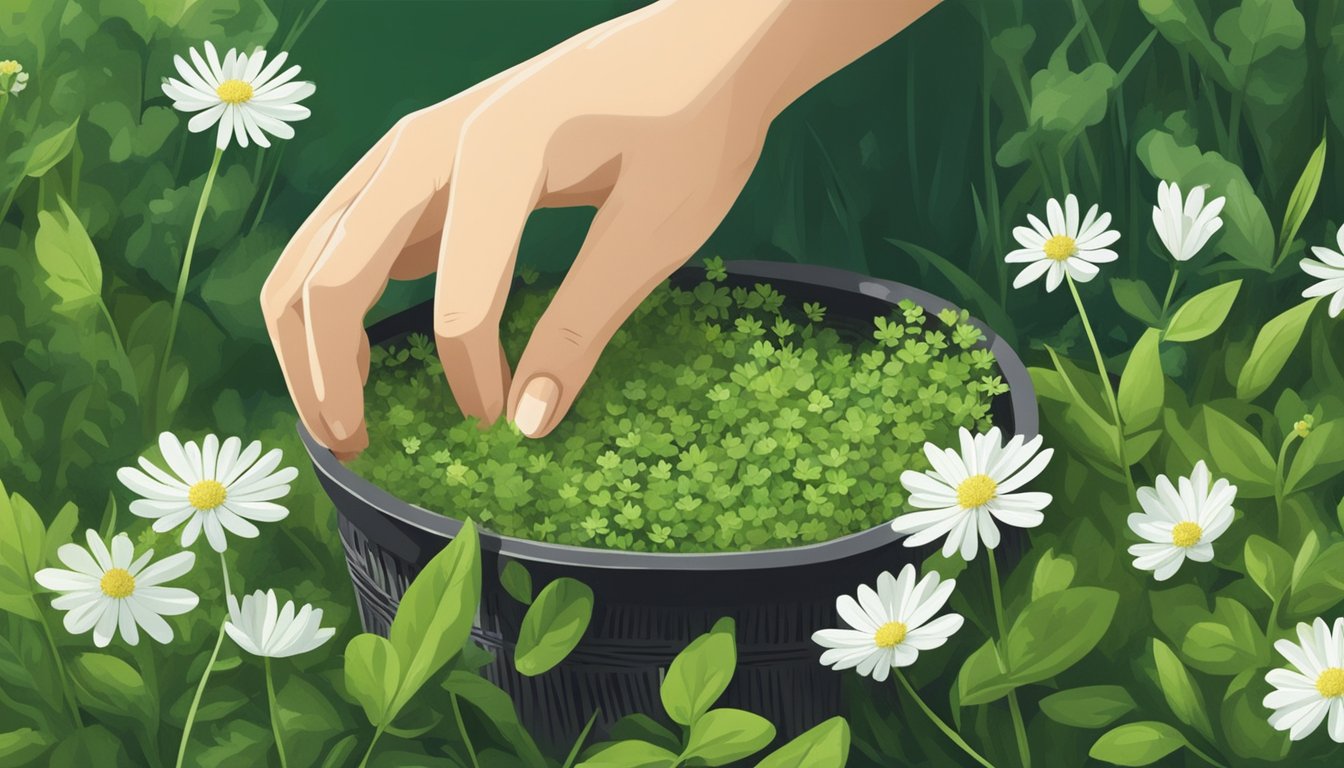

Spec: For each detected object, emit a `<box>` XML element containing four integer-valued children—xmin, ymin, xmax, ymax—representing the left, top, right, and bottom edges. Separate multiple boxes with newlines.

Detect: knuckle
<box><xmin>259</xmin><ymin>274</ymin><xmax>297</xmax><ymax>327</ymax></box>
<box><xmin>434</xmin><ymin>306</ymin><xmax>490</xmax><ymax>340</ymax></box>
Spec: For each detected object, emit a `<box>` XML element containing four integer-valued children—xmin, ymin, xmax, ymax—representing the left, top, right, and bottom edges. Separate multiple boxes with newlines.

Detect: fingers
<box><xmin>433</xmin><ymin>120</ymin><xmax>544</xmax><ymax>424</ymax></box>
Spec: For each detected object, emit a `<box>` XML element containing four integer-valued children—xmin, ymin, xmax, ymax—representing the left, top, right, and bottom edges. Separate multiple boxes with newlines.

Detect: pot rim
<box><xmin>298</xmin><ymin>260</ymin><xmax>1037</xmax><ymax>571</ymax></box>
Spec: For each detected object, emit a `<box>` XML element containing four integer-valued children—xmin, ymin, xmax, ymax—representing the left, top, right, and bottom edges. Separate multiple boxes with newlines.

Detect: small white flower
<box><xmin>1126</xmin><ymin>461</ymin><xmax>1235</xmax><ymax>581</ymax></box>
<box><xmin>34</xmin><ymin>530</ymin><xmax>198</xmax><ymax>647</ymax></box>
<box><xmin>161</xmin><ymin>41</ymin><xmax>314</xmax><ymax>150</ymax></box>
<box><xmin>812</xmin><ymin>564</ymin><xmax>964</xmax><ymax>682</ymax></box>
<box><xmin>1264</xmin><ymin>617</ymin><xmax>1344</xmax><ymax>743</ymax></box>
<box><xmin>1007</xmin><ymin>194</ymin><xmax>1120</xmax><ymax>292</ymax></box>
<box><xmin>1301</xmin><ymin>223</ymin><xmax>1344</xmax><ymax>318</ymax></box>
<box><xmin>892</xmin><ymin>427</ymin><xmax>1054</xmax><ymax>561</ymax></box>
<box><xmin>118</xmin><ymin>432</ymin><xmax>297</xmax><ymax>553</ymax></box>
<box><xmin>225</xmin><ymin>589</ymin><xmax>335</xmax><ymax>658</ymax></box>
<box><xmin>1152</xmin><ymin>181</ymin><xmax>1225</xmax><ymax>262</ymax></box>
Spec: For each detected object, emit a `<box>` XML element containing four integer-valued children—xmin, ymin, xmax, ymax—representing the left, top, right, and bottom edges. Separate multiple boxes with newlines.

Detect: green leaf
<box><xmin>68</xmin><ymin>653</ymin><xmax>157</xmax><ymax>724</ymax></box>
<box><xmin>1118</xmin><ymin>329</ymin><xmax>1164</xmax><ymax>433</ymax></box>
<box><xmin>661</xmin><ymin>617</ymin><xmax>736</xmax><ymax>727</ymax></box>
<box><xmin>1039</xmin><ymin>686</ymin><xmax>1136</xmax><ymax>729</ymax></box>
<box><xmin>1202</xmin><ymin>406</ymin><xmax>1276</xmax><ymax>496</ymax></box>
<box><xmin>514</xmin><ymin>577</ymin><xmax>593</xmax><ymax>677</ymax></box>
<box><xmin>276</xmin><ymin>675</ymin><xmax>345</xmax><ymax>768</ymax></box>
<box><xmin>1151</xmin><ymin>639</ymin><xmax>1213</xmax><ymax>741</ymax></box>
<box><xmin>441</xmin><ymin>671</ymin><xmax>547</xmax><ymax>768</ymax></box>
<box><xmin>1031</xmin><ymin>548</ymin><xmax>1077</xmax><ymax>600</ymax></box>
<box><xmin>1244</xmin><ymin>535</ymin><xmax>1293</xmax><ymax>601</ymax></box>
<box><xmin>608</xmin><ymin>714</ymin><xmax>682</xmax><ymax>755</ymax></box>
<box><xmin>1290</xmin><ymin>531</ymin><xmax>1320</xmax><ymax>590</ymax></box>
<box><xmin>1284</xmin><ymin>420</ymin><xmax>1344</xmax><ymax>494</ymax></box>
<box><xmin>388</xmin><ymin>520</ymin><xmax>481</xmax><ymax>712</ymax></box>
<box><xmin>343</xmin><ymin>634</ymin><xmax>400</xmax><ymax>728</ymax></box>
<box><xmin>1111</xmin><ymin>278</ymin><xmax>1162</xmax><ymax>326</ymax></box>
<box><xmin>1288</xmin><ymin>541</ymin><xmax>1344</xmax><ymax>617</ymax></box>
<box><xmin>1236</xmin><ymin>298</ymin><xmax>1320</xmax><ymax>400</ymax></box>
<box><xmin>0</xmin><ymin>728</ymin><xmax>51</xmax><ymax>764</ymax></box>
<box><xmin>1163</xmin><ymin>281</ymin><xmax>1241</xmax><ymax>343</ymax></box>
<box><xmin>49</xmin><ymin>725</ymin><xmax>122</xmax><ymax>768</ymax></box>
<box><xmin>957</xmin><ymin>640</ymin><xmax>1017</xmax><ymax>706</ymax></box>
<box><xmin>1277</xmin><ymin>133</ymin><xmax>1326</xmax><ymax>261</ymax></box>
<box><xmin>500</xmin><ymin>560</ymin><xmax>533</xmax><ymax>605</ymax></box>
<box><xmin>755</xmin><ymin>716</ymin><xmax>850</xmax><ymax>768</ymax></box>
<box><xmin>576</xmin><ymin>741</ymin><xmax>679</xmax><ymax>768</ymax></box>
<box><xmin>1004</xmin><ymin>587</ymin><xmax>1118</xmax><ymax>685</ymax></box>
<box><xmin>1221</xmin><ymin>669</ymin><xmax>1290</xmax><ymax>760</ymax></box>
<box><xmin>35</xmin><ymin>197</ymin><xmax>104</xmax><ymax>314</ymax></box>
<box><xmin>21</xmin><ymin>118</ymin><xmax>80</xmax><ymax>178</ymax></box>
<box><xmin>1089</xmin><ymin>722</ymin><xmax>1186</xmax><ymax>766</ymax></box>
<box><xmin>680</xmin><ymin>708</ymin><xmax>776</xmax><ymax>766</ymax></box>
<box><xmin>1180</xmin><ymin>597</ymin><xmax>1269</xmax><ymax>675</ymax></box>
<box><xmin>0</xmin><ymin>483</ymin><xmax>45</xmax><ymax>620</ymax></box>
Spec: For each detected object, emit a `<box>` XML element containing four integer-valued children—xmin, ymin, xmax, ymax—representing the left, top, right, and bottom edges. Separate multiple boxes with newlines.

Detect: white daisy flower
<box><xmin>34</xmin><ymin>530</ymin><xmax>198</xmax><ymax>647</ymax></box>
<box><xmin>812</xmin><ymin>564</ymin><xmax>964</xmax><ymax>682</ymax></box>
<box><xmin>225</xmin><ymin>589</ymin><xmax>335</xmax><ymax>658</ymax></box>
<box><xmin>1264</xmin><ymin>617</ymin><xmax>1344</xmax><ymax>742</ymax></box>
<box><xmin>1007</xmin><ymin>193</ymin><xmax>1120</xmax><ymax>292</ymax></box>
<box><xmin>161</xmin><ymin>41</ymin><xmax>314</xmax><ymax>150</ymax></box>
<box><xmin>892</xmin><ymin>427</ymin><xmax>1054</xmax><ymax>561</ymax></box>
<box><xmin>1126</xmin><ymin>460</ymin><xmax>1235</xmax><ymax>581</ymax></box>
<box><xmin>1</xmin><ymin>59</ymin><xmax>27</xmax><ymax>95</ymax></box>
<box><xmin>117</xmin><ymin>432</ymin><xmax>298</xmax><ymax>553</ymax></box>
<box><xmin>1152</xmin><ymin>181</ymin><xmax>1225</xmax><ymax>262</ymax></box>
<box><xmin>1301</xmin><ymin>223</ymin><xmax>1344</xmax><ymax>318</ymax></box>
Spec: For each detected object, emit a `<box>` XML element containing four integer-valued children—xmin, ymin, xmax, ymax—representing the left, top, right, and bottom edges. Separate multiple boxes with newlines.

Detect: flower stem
<box><xmin>356</xmin><ymin>725</ymin><xmax>386</xmax><ymax>768</ymax></box>
<box><xmin>174</xmin><ymin>619</ymin><xmax>226</xmax><ymax>768</ymax></box>
<box><xmin>1186</xmin><ymin>739</ymin><xmax>1231</xmax><ymax>768</ymax></box>
<box><xmin>1274</xmin><ymin>432</ymin><xmax>1299</xmax><ymax>533</ymax></box>
<box><xmin>1159</xmin><ymin>268</ymin><xmax>1180</xmax><ymax>321</ymax></box>
<box><xmin>988</xmin><ymin>550</ymin><xmax>1031</xmax><ymax>768</ymax></box>
<box><xmin>894</xmin><ymin>669</ymin><xmax>996</xmax><ymax>768</ymax></box>
<box><xmin>32</xmin><ymin>599</ymin><xmax>84</xmax><ymax>728</ymax></box>
<box><xmin>157</xmin><ymin>146</ymin><xmax>223</xmax><ymax>420</ymax></box>
<box><xmin>1066</xmin><ymin>274</ymin><xmax>1135</xmax><ymax>500</ymax></box>
<box><xmin>451</xmin><ymin>692</ymin><xmax>482</xmax><ymax>768</ymax></box>
<box><xmin>265</xmin><ymin>658</ymin><xmax>288</xmax><ymax>768</ymax></box>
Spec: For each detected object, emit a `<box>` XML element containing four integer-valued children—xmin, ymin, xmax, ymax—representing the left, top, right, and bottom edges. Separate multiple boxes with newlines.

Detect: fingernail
<box><xmin>330</xmin><ymin>418</ymin><xmax>352</xmax><ymax>440</ymax></box>
<box><xmin>514</xmin><ymin>376</ymin><xmax>559</xmax><ymax>438</ymax></box>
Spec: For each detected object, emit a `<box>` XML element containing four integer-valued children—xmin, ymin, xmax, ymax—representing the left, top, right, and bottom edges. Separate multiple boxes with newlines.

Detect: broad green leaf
<box><xmin>1039</xmin><ymin>686</ymin><xmax>1135</xmax><ymax>729</ymax></box>
<box><xmin>576</xmin><ymin>740</ymin><xmax>679</xmax><ymax>768</ymax></box>
<box><xmin>1111</xmin><ymin>278</ymin><xmax>1162</xmax><ymax>326</ymax></box>
<box><xmin>1221</xmin><ymin>669</ymin><xmax>1291</xmax><ymax>760</ymax></box>
<box><xmin>661</xmin><ymin>617</ymin><xmax>736</xmax><ymax>727</ymax></box>
<box><xmin>0</xmin><ymin>728</ymin><xmax>51</xmax><ymax>764</ymax></box>
<box><xmin>608</xmin><ymin>714</ymin><xmax>682</xmax><ymax>755</ymax></box>
<box><xmin>1276</xmin><ymin>133</ymin><xmax>1326</xmax><ymax>261</ymax></box>
<box><xmin>1180</xmin><ymin>597</ymin><xmax>1269</xmax><ymax>675</ymax></box>
<box><xmin>1151</xmin><ymin>639</ymin><xmax>1213</xmax><ymax>741</ymax></box>
<box><xmin>1163</xmin><ymin>281</ymin><xmax>1241</xmax><ymax>342</ymax></box>
<box><xmin>1202</xmin><ymin>407</ymin><xmax>1276</xmax><ymax>496</ymax></box>
<box><xmin>957</xmin><ymin>640</ymin><xmax>1017</xmax><ymax>706</ymax></box>
<box><xmin>1288</xmin><ymin>542</ymin><xmax>1344</xmax><ymax>617</ymax></box>
<box><xmin>1118</xmin><ymin>329</ymin><xmax>1164</xmax><ymax>432</ymax></box>
<box><xmin>1089</xmin><ymin>721</ymin><xmax>1185</xmax><ymax>766</ymax></box>
<box><xmin>1031</xmin><ymin>548</ymin><xmax>1076</xmax><ymax>601</ymax></box>
<box><xmin>755</xmin><ymin>716</ymin><xmax>850</xmax><ymax>768</ymax></box>
<box><xmin>1244</xmin><ymin>535</ymin><xmax>1293</xmax><ymax>601</ymax></box>
<box><xmin>514</xmin><ymin>577</ymin><xmax>593</xmax><ymax>677</ymax></box>
<box><xmin>1005</xmin><ymin>587</ymin><xmax>1118</xmax><ymax>685</ymax></box>
<box><xmin>1139</xmin><ymin>0</ymin><xmax>1226</xmax><ymax>79</ymax></box>
<box><xmin>35</xmin><ymin>197</ymin><xmax>104</xmax><ymax>314</ymax></box>
<box><xmin>69</xmin><ymin>653</ymin><xmax>157</xmax><ymax>724</ymax></box>
<box><xmin>1236</xmin><ymin>298</ymin><xmax>1320</xmax><ymax>400</ymax></box>
<box><xmin>441</xmin><ymin>672</ymin><xmax>546</xmax><ymax>768</ymax></box>
<box><xmin>500</xmin><ymin>560</ymin><xmax>533</xmax><ymax>605</ymax></box>
<box><xmin>1290</xmin><ymin>531</ymin><xmax>1320</xmax><ymax>591</ymax></box>
<box><xmin>0</xmin><ymin>483</ymin><xmax>45</xmax><ymax>620</ymax></box>
<box><xmin>1212</xmin><ymin>0</ymin><xmax>1305</xmax><ymax>94</ymax></box>
<box><xmin>1028</xmin><ymin>60</ymin><xmax>1117</xmax><ymax>137</ymax></box>
<box><xmin>388</xmin><ymin>521</ymin><xmax>481</xmax><ymax>712</ymax></box>
<box><xmin>21</xmin><ymin>118</ymin><xmax>80</xmax><ymax>178</ymax></box>
<box><xmin>48</xmin><ymin>725</ymin><xmax>122</xmax><ymax>768</ymax></box>
<box><xmin>680</xmin><ymin>708</ymin><xmax>776</xmax><ymax>766</ymax></box>
<box><xmin>343</xmin><ymin>634</ymin><xmax>400</xmax><ymax>727</ymax></box>
<box><xmin>1284</xmin><ymin>420</ymin><xmax>1344</xmax><ymax>494</ymax></box>
<box><xmin>276</xmin><ymin>676</ymin><xmax>345</xmax><ymax>768</ymax></box>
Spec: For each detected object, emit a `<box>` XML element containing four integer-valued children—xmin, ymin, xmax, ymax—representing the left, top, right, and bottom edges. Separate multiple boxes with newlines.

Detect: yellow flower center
<box><xmin>1043</xmin><ymin>234</ymin><xmax>1077</xmax><ymax>261</ymax></box>
<box><xmin>216</xmin><ymin>79</ymin><xmax>253</xmax><ymax>104</ymax></box>
<box><xmin>100</xmin><ymin>568</ymin><xmax>136</xmax><ymax>599</ymax></box>
<box><xmin>1317</xmin><ymin>668</ymin><xmax>1344</xmax><ymax>698</ymax></box>
<box><xmin>1170</xmin><ymin>521</ymin><xmax>1202</xmax><ymax>548</ymax></box>
<box><xmin>957</xmin><ymin>474</ymin><xmax>998</xmax><ymax>509</ymax></box>
<box><xmin>188</xmin><ymin>479</ymin><xmax>228</xmax><ymax>511</ymax></box>
<box><xmin>874</xmin><ymin>621</ymin><xmax>908</xmax><ymax>649</ymax></box>
<box><xmin>0</xmin><ymin>60</ymin><xmax>20</xmax><ymax>76</ymax></box>
<box><xmin>1295</xmin><ymin>419</ymin><xmax>1312</xmax><ymax>438</ymax></box>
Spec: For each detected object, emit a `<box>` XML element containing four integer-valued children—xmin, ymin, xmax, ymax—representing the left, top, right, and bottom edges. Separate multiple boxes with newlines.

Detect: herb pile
<box><xmin>354</xmin><ymin>259</ymin><xmax>1006</xmax><ymax>552</ymax></box>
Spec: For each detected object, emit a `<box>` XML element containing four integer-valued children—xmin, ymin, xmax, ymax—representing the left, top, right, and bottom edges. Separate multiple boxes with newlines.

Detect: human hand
<box><xmin>263</xmin><ymin>0</ymin><xmax>939</xmax><ymax>458</ymax></box>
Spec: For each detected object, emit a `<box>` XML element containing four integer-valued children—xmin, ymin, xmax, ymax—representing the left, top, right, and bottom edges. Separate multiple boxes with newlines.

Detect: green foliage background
<box><xmin>3</xmin><ymin>0</ymin><xmax>1344</xmax><ymax>765</ymax></box>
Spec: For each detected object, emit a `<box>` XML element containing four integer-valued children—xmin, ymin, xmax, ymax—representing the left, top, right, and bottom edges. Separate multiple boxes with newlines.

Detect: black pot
<box><xmin>299</xmin><ymin>261</ymin><xmax>1037</xmax><ymax>748</ymax></box>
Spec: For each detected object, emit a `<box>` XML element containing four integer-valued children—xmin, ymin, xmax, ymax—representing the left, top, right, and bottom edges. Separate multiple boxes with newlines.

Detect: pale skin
<box><xmin>263</xmin><ymin>0</ymin><xmax>941</xmax><ymax>460</ymax></box>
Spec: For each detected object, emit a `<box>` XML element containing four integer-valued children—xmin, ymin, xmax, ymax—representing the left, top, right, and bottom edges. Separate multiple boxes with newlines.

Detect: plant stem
<box><xmin>356</xmin><ymin>725</ymin><xmax>386</xmax><ymax>768</ymax></box>
<box><xmin>988</xmin><ymin>550</ymin><xmax>1031</xmax><ymax>768</ymax></box>
<box><xmin>265</xmin><ymin>658</ymin><xmax>288</xmax><ymax>768</ymax></box>
<box><xmin>1266</xmin><ymin>598</ymin><xmax>1281</xmax><ymax>640</ymax></box>
<box><xmin>561</xmin><ymin>709</ymin><xmax>600</xmax><ymax>768</ymax></box>
<box><xmin>1066</xmin><ymin>274</ymin><xmax>1135</xmax><ymax>500</ymax></box>
<box><xmin>174</xmin><ymin>619</ymin><xmax>226</xmax><ymax>768</ymax></box>
<box><xmin>1273</xmin><ymin>432</ymin><xmax>1299</xmax><ymax>533</ymax></box>
<box><xmin>1186</xmin><ymin>739</ymin><xmax>1231</xmax><ymax>768</ymax></box>
<box><xmin>98</xmin><ymin>300</ymin><xmax>127</xmax><ymax>358</ymax></box>
<box><xmin>33</xmin><ymin>599</ymin><xmax>84</xmax><ymax>728</ymax></box>
<box><xmin>894</xmin><ymin>669</ymin><xmax>996</xmax><ymax>768</ymax></box>
<box><xmin>451</xmin><ymin>692</ymin><xmax>482</xmax><ymax>768</ymax></box>
<box><xmin>1159</xmin><ymin>268</ymin><xmax>1180</xmax><ymax>321</ymax></box>
<box><xmin>157</xmin><ymin>146</ymin><xmax>223</xmax><ymax>419</ymax></box>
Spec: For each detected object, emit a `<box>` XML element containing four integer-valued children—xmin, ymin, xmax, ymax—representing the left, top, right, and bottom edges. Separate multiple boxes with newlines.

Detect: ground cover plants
<box><xmin>353</xmin><ymin>260</ymin><xmax>1003</xmax><ymax>552</ymax></box>
<box><xmin>4</xmin><ymin>0</ymin><xmax>1344</xmax><ymax>766</ymax></box>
